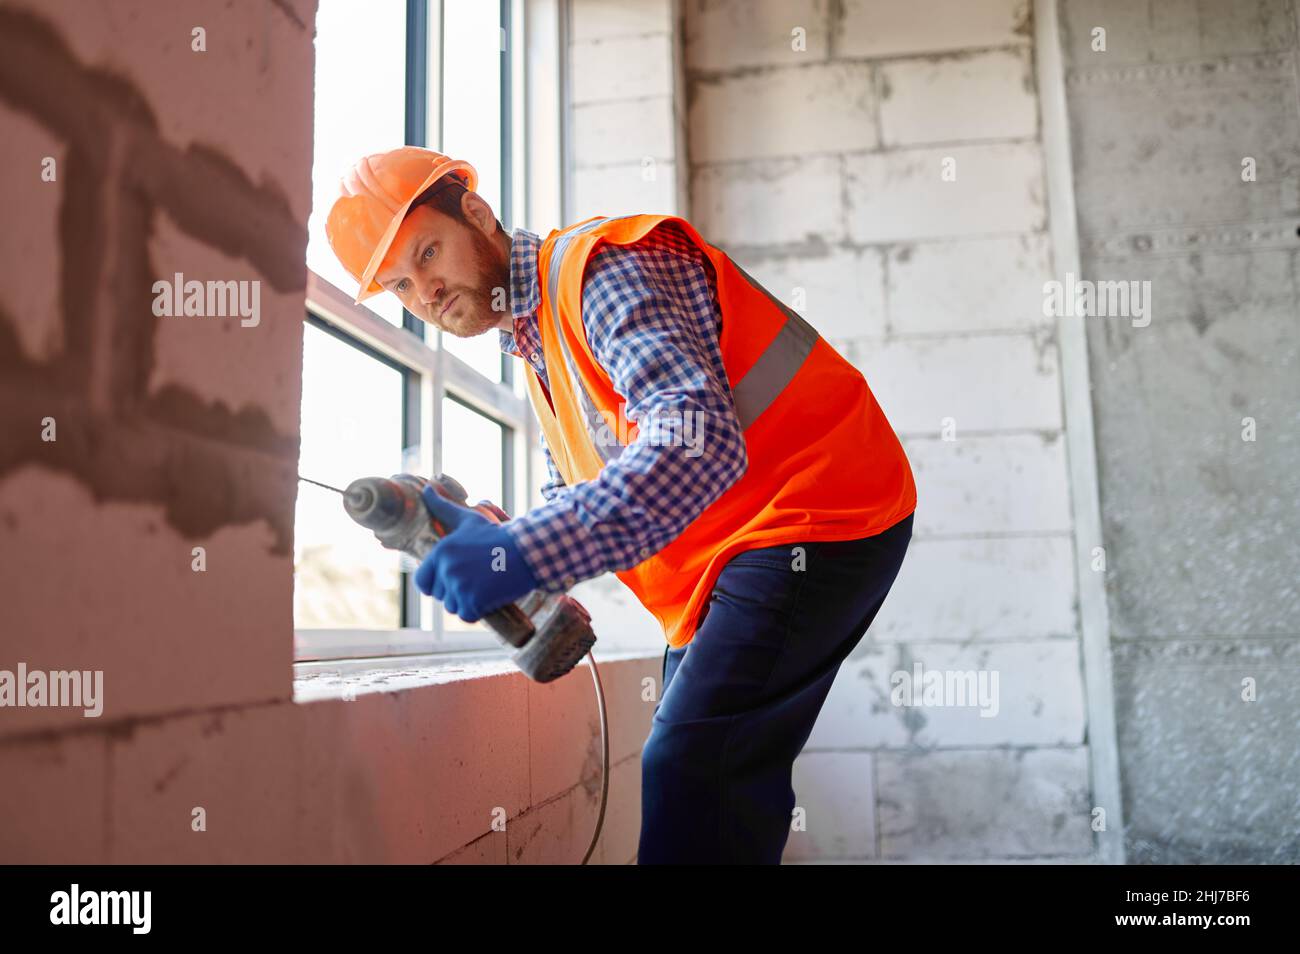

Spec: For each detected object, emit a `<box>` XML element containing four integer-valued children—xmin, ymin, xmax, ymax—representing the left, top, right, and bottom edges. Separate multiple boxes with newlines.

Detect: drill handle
<box><xmin>473</xmin><ymin>500</ymin><xmax>511</xmax><ymax>523</ymax></box>
<box><xmin>483</xmin><ymin>604</ymin><xmax>535</xmax><ymax>648</ymax></box>
<box><xmin>425</xmin><ymin>476</ymin><xmax>535</xmax><ymax>647</ymax></box>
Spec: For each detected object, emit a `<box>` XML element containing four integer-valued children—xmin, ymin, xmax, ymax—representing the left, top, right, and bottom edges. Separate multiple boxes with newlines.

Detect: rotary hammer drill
<box><xmin>339</xmin><ymin>472</ymin><xmax>596</xmax><ymax>683</ymax></box>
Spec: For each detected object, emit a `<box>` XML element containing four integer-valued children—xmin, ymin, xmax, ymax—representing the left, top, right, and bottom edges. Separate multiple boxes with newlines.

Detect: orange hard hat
<box><xmin>325</xmin><ymin>146</ymin><xmax>479</xmax><ymax>304</ymax></box>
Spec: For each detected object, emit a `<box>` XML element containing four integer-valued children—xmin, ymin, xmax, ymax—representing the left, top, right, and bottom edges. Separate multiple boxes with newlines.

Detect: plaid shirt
<box><xmin>500</xmin><ymin>223</ymin><xmax>749</xmax><ymax>593</ymax></box>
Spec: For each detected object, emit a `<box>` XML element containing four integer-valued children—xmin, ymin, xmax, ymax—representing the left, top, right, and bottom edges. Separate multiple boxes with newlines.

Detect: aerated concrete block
<box><xmin>877</xmin><ymin>747</ymin><xmax>1094</xmax><ymax>859</ymax></box>
<box><xmin>0</xmin><ymin>733</ymin><xmax>107</xmax><ymax>863</ymax></box>
<box><xmin>571</xmin><ymin>33</ymin><xmax>675</xmax><ymax>104</ymax></box>
<box><xmin>845</xmin><ymin>142</ymin><xmax>1046</xmax><ymax>243</ymax></box>
<box><xmin>886</xmin><ymin>233</ymin><xmax>1055</xmax><ymax>336</ymax></box>
<box><xmin>870</xmin><ymin>535</ymin><xmax>1078</xmax><ymax>643</ymax></box>
<box><xmin>879</xmin><ymin>48</ymin><xmax>1037</xmax><ymax>147</ymax></box>
<box><xmin>837</xmin><ymin>0</ymin><xmax>1031</xmax><ymax>59</ymax></box>
<box><xmin>571</xmin><ymin>0</ymin><xmax>673</xmax><ymax>42</ymax></box>
<box><xmin>685</xmin><ymin>0</ymin><xmax>830</xmax><ymax>72</ymax></box>
<box><xmin>902</xmin><ymin>433</ymin><xmax>1073</xmax><ymax>536</ymax></box>
<box><xmin>786</xmin><ymin>751</ymin><xmax>877</xmax><ymax>861</ymax></box>
<box><xmin>690</xmin><ymin>62</ymin><xmax>878</xmax><ymax>163</ymax></box>
<box><xmin>692</xmin><ymin>155</ymin><xmax>844</xmax><ymax>247</ymax></box>
<box><xmin>851</xmin><ymin>333</ymin><xmax>1063</xmax><ymax>434</ymax></box>
<box><xmin>811</xmin><ymin>641</ymin><xmax>1086</xmax><ymax>748</ymax></box>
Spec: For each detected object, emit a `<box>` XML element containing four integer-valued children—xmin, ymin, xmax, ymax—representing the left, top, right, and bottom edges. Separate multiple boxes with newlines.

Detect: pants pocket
<box><xmin>725</xmin><ymin>541</ymin><xmax>817</xmax><ymax>572</ymax></box>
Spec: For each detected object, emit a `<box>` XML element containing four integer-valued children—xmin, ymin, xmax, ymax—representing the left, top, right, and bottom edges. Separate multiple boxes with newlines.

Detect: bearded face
<box><xmin>375</xmin><ymin>201</ymin><xmax>510</xmax><ymax>338</ymax></box>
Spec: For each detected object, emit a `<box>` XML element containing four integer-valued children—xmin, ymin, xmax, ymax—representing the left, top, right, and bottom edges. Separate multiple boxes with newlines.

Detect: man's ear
<box><xmin>461</xmin><ymin>190</ymin><xmax>498</xmax><ymax>237</ymax></box>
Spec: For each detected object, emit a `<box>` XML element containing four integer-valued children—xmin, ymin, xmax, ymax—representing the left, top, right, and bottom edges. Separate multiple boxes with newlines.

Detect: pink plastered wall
<box><xmin>0</xmin><ymin>0</ymin><xmax>652</xmax><ymax>866</ymax></box>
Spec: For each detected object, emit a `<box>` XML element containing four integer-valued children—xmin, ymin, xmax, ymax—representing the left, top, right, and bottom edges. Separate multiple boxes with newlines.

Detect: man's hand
<box><xmin>416</xmin><ymin>486</ymin><xmax>540</xmax><ymax>623</ymax></box>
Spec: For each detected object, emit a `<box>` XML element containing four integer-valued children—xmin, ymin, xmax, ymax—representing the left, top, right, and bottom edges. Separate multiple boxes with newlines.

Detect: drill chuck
<box><xmin>342</xmin><ymin>482</ymin><xmax>379</xmax><ymax>526</ymax></box>
<box><xmin>342</xmin><ymin>478</ymin><xmax>407</xmax><ymax>533</ymax></box>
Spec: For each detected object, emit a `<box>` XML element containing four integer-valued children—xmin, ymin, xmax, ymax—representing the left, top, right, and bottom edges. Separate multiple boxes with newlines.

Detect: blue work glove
<box><xmin>415</xmin><ymin>485</ymin><xmax>540</xmax><ymax>623</ymax></box>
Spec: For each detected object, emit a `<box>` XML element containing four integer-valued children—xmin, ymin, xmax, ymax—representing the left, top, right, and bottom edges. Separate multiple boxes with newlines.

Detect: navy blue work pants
<box><xmin>637</xmin><ymin>512</ymin><xmax>913</xmax><ymax>864</ymax></box>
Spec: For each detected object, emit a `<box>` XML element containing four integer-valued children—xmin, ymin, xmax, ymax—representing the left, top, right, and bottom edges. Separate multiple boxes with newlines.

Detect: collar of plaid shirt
<box><xmin>498</xmin><ymin>227</ymin><xmax>546</xmax><ymax>375</ymax></box>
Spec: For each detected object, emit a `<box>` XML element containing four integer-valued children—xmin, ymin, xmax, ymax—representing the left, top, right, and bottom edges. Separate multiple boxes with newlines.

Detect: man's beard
<box><xmin>439</xmin><ymin>228</ymin><xmax>510</xmax><ymax>338</ymax></box>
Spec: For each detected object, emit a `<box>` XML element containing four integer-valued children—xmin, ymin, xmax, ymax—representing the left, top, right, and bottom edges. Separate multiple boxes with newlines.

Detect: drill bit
<box><xmin>298</xmin><ymin>474</ymin><xmax>346</xmax><ymax>495</ymax></box>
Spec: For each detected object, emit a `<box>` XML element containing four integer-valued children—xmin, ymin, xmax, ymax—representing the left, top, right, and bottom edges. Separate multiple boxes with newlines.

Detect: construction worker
<box><xmin>326</xmin><ymin>147</ymin><xmax>916</xmax><ymax>864</ymax></box>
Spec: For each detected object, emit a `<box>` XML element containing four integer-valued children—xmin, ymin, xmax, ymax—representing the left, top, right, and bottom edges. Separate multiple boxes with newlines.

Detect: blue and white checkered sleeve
<box><xmin>505</xmin><ymin>236</ymin><xmax>748</xmax><ymax>592</ymax></box>
<box><xmin>539</xmin><ymin>431</ymin><xmax>567</xmax><ymax>504</ymax></box>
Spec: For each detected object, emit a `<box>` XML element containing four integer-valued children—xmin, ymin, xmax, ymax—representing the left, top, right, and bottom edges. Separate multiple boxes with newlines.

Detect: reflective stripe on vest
<box><xmin>544</xmin><ymin>215</ymin><xmax>641</xmax><ymax>465</ymax></box>
<box><xmin>726</xmin><ymin>259</ymin><xmax>821</xmax><ymax>428</ymax></box>
<box><xmin>542</xmin><ymin>216</ymin><xmax>820</xmax><ymax>462</ymax></box>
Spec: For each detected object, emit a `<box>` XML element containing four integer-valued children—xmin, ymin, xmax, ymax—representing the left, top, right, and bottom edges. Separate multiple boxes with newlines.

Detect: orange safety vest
<box><xmin>523</xmin><ymin>214</ymin><xmax>916</xmax><ymax>648</ymax></box>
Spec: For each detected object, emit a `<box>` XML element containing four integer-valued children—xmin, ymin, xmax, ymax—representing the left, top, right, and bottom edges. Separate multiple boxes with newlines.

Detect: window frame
<box><xmin>295</xmin><ymin>0</ymin><xmax>547</xmax><ymax>661</ymax></box>
<box><xmin>299</xmin><ymin>273</ymin><xmax>533</xmax><ymax>658</ymax></box>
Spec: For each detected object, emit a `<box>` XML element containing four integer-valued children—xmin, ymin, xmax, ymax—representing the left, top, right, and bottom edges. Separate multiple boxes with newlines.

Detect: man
<box><xmin>326</xmin><ymin>146</ymin><xmax>916</xmax><ymax>864</ymax></box>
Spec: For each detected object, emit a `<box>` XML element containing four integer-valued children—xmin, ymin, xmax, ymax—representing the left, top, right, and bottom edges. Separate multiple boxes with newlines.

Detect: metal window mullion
<box><xmin>557</xmin><ymin>0</ymin><xmax>572</xmax><ymax>224</ymax></box>
<box><xmin>404</xmin><ymin>0</ymin><xmax>430</xmax><ymax>344</ymax></box>
<box><xmin>495</xmin><ymin>0</ymin><xmax>513</xmax><ymax>388</ymax></box>
<box><xmin>510</xmin><ymin>0</ymin><xmax>527</xmax><ymax>228</ymax></box>
<box><xmin>431</xmin><ymin>0</ymin><xmax>444</xmax><ymax>148</ymax></box>
<box><xmin>427</xmin><ymin>341</ymin><xmax>446</xmax><ymax>645</ymax></box>
<box><xmin>499</xmin><ymin>0</ymin><xmax>512</xmax><ymax>230</ymax></box>
<box><xmin>513</xmin><ymin>414</ymin><xmax>535</xmax><ymax>518</ymax></box>
<box><xmin>501</xmin><ymin>418</ymin><xmax>515</xmax><ymax>516</ymax></box>
<box><xmin>400</xmin><ymin>367</ymin><xmax>422</xmax><ymax>628</ymax></box>
<box><xmin>406</xmin><ymin>0</ymin><xmax>429</xmax><ymax>149</ymax></box>
<box><xmin>502</xmin><ymin>0</ymin><xmax>528</xmax><ymax>391</ymax></box>
<box><xmin>402</xmin><ymin>0</ymin><xmax>430</xmax><ymax>626</ymax></box>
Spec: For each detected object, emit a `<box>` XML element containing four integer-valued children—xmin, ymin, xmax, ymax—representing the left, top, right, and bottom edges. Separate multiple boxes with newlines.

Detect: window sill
<box><xmin>293</xmin><ymin>647</ymin><xmax>660</xmax><ymax>704</ymax></box>
<box><xmin>293</xmin><ymin>627</ymin><xmax>502</xmax><ymax>663</ymax></box>
<box><xmin>293</xmin><ymin>648</ymin><xmax>520</xmax><ymax>704</ymax></box>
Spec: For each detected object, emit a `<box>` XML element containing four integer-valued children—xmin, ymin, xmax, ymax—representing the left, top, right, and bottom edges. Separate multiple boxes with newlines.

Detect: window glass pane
<box><xmin>441</xmin><ymin>0</ymin><xmax>502</xmax><ymax>216</ymax></box>
<box><xmin>440</xmin><ymin>0</ymin><xmax>505</xmax><ymax>382</ymax></box>
<box><xmin>308</xmin><ymin>0</ymin><xmax>407</xmax><ymax>328</ymax></box>
<box><xmin>439</xmin><ymin>397</ymin><xmax>507</xmax><ymax>633</ymax></box>
<box><xmin>295</xmin><ymin>323</ymin><xmax>406</xmax><ymax>630</ymax></box>
<box><xmin>444</xmin><ymin>332</ymin><xmax>505</xmax><ymax>381</ymax></box>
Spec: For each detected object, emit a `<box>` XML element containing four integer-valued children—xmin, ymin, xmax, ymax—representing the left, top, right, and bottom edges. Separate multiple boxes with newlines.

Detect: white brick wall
<box><xmin>689</xmin><ymin>62</ymin><xmax>879</xmax><ymax>162</ymax></box>
<box><xmin>810</xmin><ymin>640</ymin><xmax>1086</xmax><ymax>748</ymax></box>
<box><xmin>567</xmin><ymin>0</ymin><xmax>686</xmax><ymax>223</ymax></box>
<box><xmin>692</xmin><ymin>155</ymin><xmax>844</xmax><ymax>246</ymax></box>
<box><xmin>855</xmin><ymin>335</ymin><xmax>1063</xmax><ymax>434</ymax></box>
<box><xmin>876</xmin><ymin>748</ymin><xmax>1091</xmax><ymax>859</ymax></box>
<box><xmin>572</xmin><ymin>97</ymin><xmax>675</xmax><ymax>166</ymax></box>
<box><xmin>685</xmin><ymin>0</ymin><xmax>1093</xmax><ymax>863</ymax></box>
<box><xmin>573</xmin><ymin>159</ymin><xmax>679</xmax><ymax>219</ymax></box>
<box><xmin>838</xmin><ymin>0</ymin><xmax>1032</xmax><ymax>59</ymax></box>
<box><xmin>785</xmin><ymin>751</ymin><xmax>876</xmax><ymax>861</ymax></box>
<box><xmin>878</xmin><ymin>48</ymin><xmax>1038</xmax><ymax>146</ymax></box>
<box><xmin>871</xmin><ymin>535</ymin><xmax>1078</xmax><ymax>642</ymax></box>
<box><xmin>904</xmin><ymin>434</ymin><xmax>1073</xmax><ymax>535</ymax></box>
<box><xmin>886</xmin><ymin>233</ymin><xmax>1054</xmax><ymax>335</ymax></box>
<box><xmin>844</xmin><ymin>142</ymin><xmax>1047</xmax><ymax>242</ymax></box>
<box><xmin>684</xmin><ymin>0</ymin><xmax>831</xmax><ymax>71</ymax></box>
<box><xmin>571</xmin><ymin>0</ymin><xmax>671</xmax><ymax>42</ymax></box>
<box><xmin>570</xmin><ymin>33</ymin><xmax>674</xmax><ymax>103</ymax></box>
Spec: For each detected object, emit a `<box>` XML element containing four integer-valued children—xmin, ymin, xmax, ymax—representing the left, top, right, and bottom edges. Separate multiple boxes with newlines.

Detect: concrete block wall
<box><xmin>567</xmin><ymin>0</ymin><xmax>688</xmax><ymax>220</ymax></box>
<box><xmin>683</xmin><ymin>0</ymin><xmax>1097</xmax><ymax>862</ymax></box>
<box><xmin>0</xmin><ymin>0</ymin><xmax>655</xmax><ymax>865</ymax></box>
<box><xmin>1058</xmin><ymin>0</ymin><xmax>1300</xmax><ymax>863</ymax></box>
